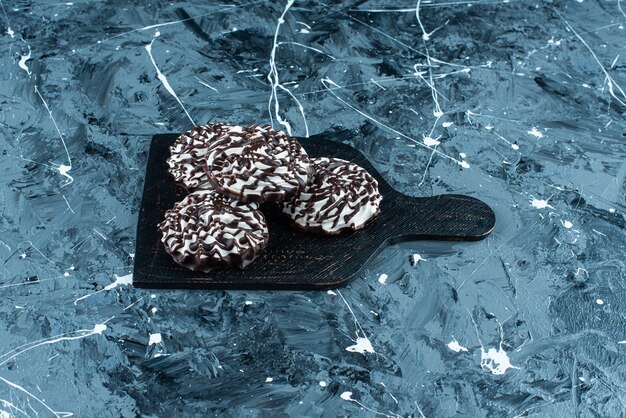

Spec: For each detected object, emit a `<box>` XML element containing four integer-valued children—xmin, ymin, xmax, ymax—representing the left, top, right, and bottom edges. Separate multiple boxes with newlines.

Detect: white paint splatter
<box><xmin>296</xmin><ymin>21</ymin><xmax>311</xmax><ymax>29</ymax></box>
<box><xmin>244</xmin><ymin>300</ymin><xmax>253</xmax><ymax>305</ymax></box>
<box><xmin>237</xmin><ymin>68</ymin><xmax>258</xmax><ymax>74</ymax></box>
<box><xmin>104</xmin><ymin>273</ymin><xmax>133</xmax><ymax>290</ymax></box>
<box><xmin>346</xmin><ymin>337</ymin><xmax>375</xmax><ymax>354</ymax></box>
<box><xmin>267</xmin><ymin>0</ymin><xmax>309</xmax><ymax>137</ymax></box>
<box><xmin>327</xmin><ymin>290</ymin><xmax>336</xmax><ymax>295</ymax></box>
<box><xmin>337</xmin><ymin>290</ymin><xmax>376</xmax><ymax>355</ymax></box>
<box><xmin>145</xmin><ymin>34</ymin><xmax>195</xmax><ymax>125</ymax></box>
<box><xmin>319</xmin><ymin>381</ymin><xmax>327</xmax><ymax>387</ymax></box>
<box><xmin>596</xmin><ymin>299</ymin><xmax>604</xmax><ymax>305</ymax></box>
<box><xmin>575</xmin><ymin>268</ymin><xmax>589</xmax><ymax>279</ymax></box>
<box><xmin>265</xmin><ymin>377</ymin><xmax>273</xmax><ymax>383</ymax></box>
<box><xmin>57</xmin><ymin>164</ymin><xmax>73</xmax><ymax>186</ymax></box>
<box><xmin>0</xmin><ymin>375</ymin><xmax>74</xmax><ymax>417</ymax></box>
<box><xmin>527</xmin><ymin>127</ymin><xmax>544</xmax><ymax>138</ymax></box>
<box><xmin>6</xmin><ymin>27</ymin><xmax>15</xmax><ymax>37</ymax></box>
<box><xmin>340</xmin><ymin>386</ymin><xmax>396</xmax><ymax>415</ymax></box>
<box><xmin>442</xmin><ymin>121</ymin><xmax>453</xmax><ymax>128</ymax></box>
<box><xmin>321</xmin><ymin>77</ymin><xmax>467</xmax><ymax>168</ymax></box>
<box><xmin>480</xmin><ymin>346</ymin><xmax>517</xmax><ymax>375</ymax></box>
<box><xmin>423</xmin><ymin>136</ymin><xmax>440</xmax><ymax>146</ymax></box>
<box><xmin>562</xmin><ymin>220</ymin><xmax>573</xmax><ymax>229</ymax></box>
<box><xmin>92</xmin><ymin>323</ymin><xmax>107</xmax><ymax>334</ymax></box>
<box><xmin>377</xmin><ymin>382</ymin><xmax>398</xmax><ymax>404</ymax></box>
<box><xmin>465</xmin><ymin>309</ymin><xmax>518</xmax><ymax>376</ymax></box>
<box><xmin>0</xmin><ymin>320</ymin><xmax>112</xmax><ymax>371</ymax></box>
<box><xmin>34</xmin><ymin>86</ymin><xmax>73</xmax><ymax>186</ymax></box>
<box><xmin>459</xmin><ymin>152</ymin><xmax>467</xmax><ymax>158</ymax></box>
<box><xmin>62</xmin><ymin>194</ymin><xmax>75</xmax><ymax>214</ymax></box>
<box><xmin>609</xmin><ymin>208</ymin><xmax>615</xmax><ymax>213</ymax></box>
<box><xmin>415</xmin><ymin>0</ymin><xmax>437</xmax><ymax>41</ymax></box>
<box><xmin>74</xmin><ymin>273</ymin><xmax>133</xmax><ymax>304</ymax></box>
<box><xmin>148</xmin><ymin>333</ymin><xmax>162</xmax><ymax>345</ymax></box>
<box><xmin>194</xmin><ymin>76</ymin><xmax>219</xmax><ymax>93</ymax></box>
<box><xmin>93</xmin><ymin>228</ymin><xmax>107</xmax><ymax>241</ymax></box>
<box><xmin>447</xmin><ymin>339</ymin><xmax>468</xmax><ymax>352</ymax></box>
<box><xmin>412</xmin><ymin>254</ymin><xmax>425</xmax><ymax>265</ymax></box>
<box><xmin>0</xmin><ymin>399</ymin><xmax>15</xmax><ymax>418</ymax></box>
<box><xmin>370</xmin><ymin>78</ymin><xmax>386</xmax><ymax>90</ymax></box>
<box><xmin>530</xmin><ymin>198</ymin><xmax>553</xmax><ymax>209</ymax></box>
<box><xmin>378</xmin><ymin>273</ymin><xmax>388</xmax><ymax>284</ymax></box>
<box><xmin>18</xmin><ymin>46</ymin><xmax>31</xmax><ymax>76</ymax></box>
<box><xmin>0</xmin><ymin>318</ymin><xmax>108</xmax><ymax>417</ymax></box>
<box><xmin>547</xmin><ymin>37</ymin><xmax>562</xmax><ymax>46</ymax></box>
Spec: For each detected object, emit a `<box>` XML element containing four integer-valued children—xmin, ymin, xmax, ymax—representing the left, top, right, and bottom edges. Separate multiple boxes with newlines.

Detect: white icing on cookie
<box><xmin>166</xmin><ymin>124</ymin><xmax>245</xmax><ymax>190</ymax></box>
<box><xmin>159</xmin><ymin>190</ymin><xmax>268</xmax><ymax>271</ymax></box>
<box><xmin>206</xmin><ymin>124</ymin><xmax>311</xmax><ymax>203</ymax></box>
<box><xmin>281</xmin><ymin>157</ymin><xmax>382</xmax><ymax>234</ymax></box>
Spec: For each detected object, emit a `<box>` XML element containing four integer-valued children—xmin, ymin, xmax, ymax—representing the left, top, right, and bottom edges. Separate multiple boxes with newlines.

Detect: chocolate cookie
<box><xmin>159</xmin><ymin>190</ymin><xmax>268</xmax><ymax>271</ymax></box>
<box><xmin>280</xmin><ymin>157</ymin><xmax>382</xmax><ymax>235</ymax></box>
<box><xmin>166</xmin><ymin>123</ymin><xmax>245</xmax><ymax>190</ymax></box>
<box><xmin>205</xmin><ymin>124</ymin><xmax>311</xmax><ymax>203</ymax></box>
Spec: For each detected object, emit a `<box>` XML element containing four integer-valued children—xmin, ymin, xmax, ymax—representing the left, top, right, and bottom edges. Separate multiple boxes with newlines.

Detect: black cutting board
<box><xmin>133</xmin><ymin>133</ymin><xmax>495</xmax><ymax>290</ymax></box>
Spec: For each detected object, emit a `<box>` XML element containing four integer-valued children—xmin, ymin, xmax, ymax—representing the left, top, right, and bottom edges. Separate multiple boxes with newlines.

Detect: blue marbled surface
<box><xmin>0</xmin><ymin>0</ymin><xmax>625</xmax><ymax>417</ymax></box>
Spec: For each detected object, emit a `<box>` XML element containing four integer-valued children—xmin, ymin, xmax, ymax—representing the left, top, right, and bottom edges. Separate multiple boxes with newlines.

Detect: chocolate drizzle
<box><xmin>163</xmin><ymin>126</ymin><xmax>381</xmax><ymax>271</ymax></box>
<box><xmin>281</xmin><ymin>157</ymin><xmax>382</xmax><ymax>234</ymax></box>
<box><xmin>159</xmin><ymin>190</ymin><xmax>268</xmax><ymax>271</ymax></box>
<box><xmin>166</xmin><ymin>124</ymin><xmax>246</xmax><ymax>190</ymax></box>
<box><xmin>205</xmin><ymin>124</ymin><xmax>311</xmax><ymax>203</ymax></box>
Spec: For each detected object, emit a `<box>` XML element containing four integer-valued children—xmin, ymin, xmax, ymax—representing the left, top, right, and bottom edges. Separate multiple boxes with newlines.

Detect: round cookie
<box><xmin>280</xmin><ymin>157</ymin><xmax>382</xmax><ymax>235</ymax></box>
<box><xmin>166</xmin><ymin>123</ymin><xmax>246</xmax><ymax>190</ymax></box>
<box><xmin>159</xmin><ymin>190</ymin><xmax>268</xmax><ymax>271</ymax></box>
<box><xmin>205</xmin><ymin>124</ymin><xmax>311</xmax><ymax>203</ymax></box>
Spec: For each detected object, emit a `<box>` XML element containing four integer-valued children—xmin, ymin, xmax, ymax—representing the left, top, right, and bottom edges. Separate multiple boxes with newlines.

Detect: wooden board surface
<box><xmin>133</xmin><ymin>134</ymin><xmax>496</xmax><ymax>289</ymax></box>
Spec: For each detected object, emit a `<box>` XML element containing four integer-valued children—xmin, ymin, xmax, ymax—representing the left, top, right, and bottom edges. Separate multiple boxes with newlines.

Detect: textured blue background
<box><xmin>0</xmin><ymin>0</ymin><xmax>624</xmax><ymax>416</ymax></box>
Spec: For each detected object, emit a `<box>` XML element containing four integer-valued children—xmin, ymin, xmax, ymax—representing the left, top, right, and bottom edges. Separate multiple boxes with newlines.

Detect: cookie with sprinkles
<box><xmin>205</xmin><ymin>124</ymin><xmax>311</xmax><ymax>203</ymax></box>
<box><xmin>280</xmin><ymin>157</ymin><xmax>382</xmax><ymax>235</ymax></box>
<box><xmin>166</xmin><ymin>123</ymin><xmax>246</xmax><ymax>190</ymax></box>
<box><xmin>159</xmin><ymin>190</ymin><xmax>268</xmax><ymax>271</ymax></box>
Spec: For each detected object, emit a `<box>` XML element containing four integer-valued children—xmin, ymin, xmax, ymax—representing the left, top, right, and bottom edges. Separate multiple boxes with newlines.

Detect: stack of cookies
<box><xmin>159</xmin><ymin>123</ymin><xmax>382</xmax><ymax>272</ymax></box>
